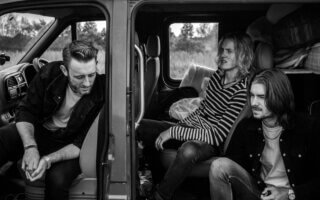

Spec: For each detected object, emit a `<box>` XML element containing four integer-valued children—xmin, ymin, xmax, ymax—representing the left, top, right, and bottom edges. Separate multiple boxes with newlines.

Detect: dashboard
<box><xmin>0</xmin><ymin>63</ymin><xmax>37</xmax><ymax>125</ymax></box>
<box><xmin>5</xmin><ymin>72</ymin><xmax>28</xmax><ymax>101</ymax></box>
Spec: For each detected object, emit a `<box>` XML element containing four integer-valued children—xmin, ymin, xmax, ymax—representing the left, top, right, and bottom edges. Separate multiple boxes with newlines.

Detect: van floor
<box><xmin>174</xmin><ymin>178</ymin><xmax>210</xmax><ymax>200</ymax></box>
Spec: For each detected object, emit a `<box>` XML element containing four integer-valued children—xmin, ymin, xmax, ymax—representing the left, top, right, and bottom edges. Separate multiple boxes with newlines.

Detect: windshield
<box><xmin>0</xmin><ymin>12</ymin><xmax>55</xmax><ymax>71</ymax></box>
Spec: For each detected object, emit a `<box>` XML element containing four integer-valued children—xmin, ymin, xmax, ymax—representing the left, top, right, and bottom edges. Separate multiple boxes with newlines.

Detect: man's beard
<box><xmin>68</xmin><ymin>76</ymin><xmax>91</xmax><ymax>96</ymax></box>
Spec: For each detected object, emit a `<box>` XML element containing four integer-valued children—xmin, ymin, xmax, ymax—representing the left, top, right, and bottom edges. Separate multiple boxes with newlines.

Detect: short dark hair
<box><xmin>218</xmin><ymin>32</ymin><xmax>254</xmax><ymax>78</ymax></box>
<box><xmin>62</xmin><ymin>40</ymin><xmax>98</xmax><ymax>68</ymax></box>
<box><xmin>249</xmin><ymin>69</ymin><xmax>295</xmax><ymax>128</ymax></box>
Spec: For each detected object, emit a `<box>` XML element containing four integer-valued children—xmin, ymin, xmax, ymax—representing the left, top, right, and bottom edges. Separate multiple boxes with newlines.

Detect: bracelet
<box><xmin>24</xmin><ymin>144</ymin><xmax>37</xmax><ymax>150</ymax></box>
<box><xmin>43</xmin><ymin>156</ymin><xmax>51</xmax><ymax>169</ymax></box>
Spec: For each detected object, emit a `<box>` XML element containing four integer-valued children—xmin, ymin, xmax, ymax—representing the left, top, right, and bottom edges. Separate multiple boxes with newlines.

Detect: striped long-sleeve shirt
<box><xmin>169</xmin><ymin>70</ymin><xmax>248</xmax><ymax>147</ymax></box>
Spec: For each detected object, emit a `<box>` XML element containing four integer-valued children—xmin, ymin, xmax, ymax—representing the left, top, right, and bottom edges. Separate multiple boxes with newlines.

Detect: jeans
<box><xmin>137</xmin><ymin>119</ymin><xmax>218</xmax><ymax>200</ymax></box>
<box><xmin>137</xmin><ymin>119</ymin><xmax>177</xmax><ymax>184</ymax></box>
<box><xmin>0</xmin><ymin>123</ymin><xmax>81</xmax><ymax>200</ymax></box>
<box><xmin>209</xmin><ymin>157</ymin><xmax>261</xmax><ymax>200</ymax></box>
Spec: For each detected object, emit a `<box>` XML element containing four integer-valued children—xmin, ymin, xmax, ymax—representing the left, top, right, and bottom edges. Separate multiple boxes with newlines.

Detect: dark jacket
<box><xmin>15</xmin><ymin>61</ymin><xmax>105</xmax><ymax>148</ymax></box>
<box><xmin>226</xmin><ymin>114</ymin><xmax>320</xmax><ymax>200</ymax></box>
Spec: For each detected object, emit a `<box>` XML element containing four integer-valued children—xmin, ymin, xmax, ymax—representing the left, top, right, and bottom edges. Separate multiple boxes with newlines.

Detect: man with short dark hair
<box><xmin>209</xmin><ymin>69</ymin><xmax>320</xmax><ymax>200</ymax></box>
<box><xmin>0</xmin><ymin>40</ymin><xmax>105</xmax><ymax>200</ymax></box>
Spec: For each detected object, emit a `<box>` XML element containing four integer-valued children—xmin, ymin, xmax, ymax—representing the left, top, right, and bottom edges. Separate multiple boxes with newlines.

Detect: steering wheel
<box><xmin>32</xmin><ymin>57</ymin><xmax>49</xmax><ymax>72</ymax></box>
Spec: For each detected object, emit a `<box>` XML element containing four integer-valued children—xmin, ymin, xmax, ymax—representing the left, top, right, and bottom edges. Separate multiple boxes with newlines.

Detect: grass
<box><xmin>170</xmin><ymin>50</ymin><xmax>218</xmax><ymax>79</ymax></box>
<box><xmin>0</xmin><ymin>50</ymin><xmax>106</xmax><ymax>74</ymax></box>
<box><xmin>1</xmin><ymin>50</ymin><xmax>214</xmax><ymax>80</ymax></box>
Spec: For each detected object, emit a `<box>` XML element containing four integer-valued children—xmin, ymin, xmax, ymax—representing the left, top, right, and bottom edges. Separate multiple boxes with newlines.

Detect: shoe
<box><xmin>139</xmin><ymin>169</ymin><xmax>153</xmax><ymax>198</ymax></box>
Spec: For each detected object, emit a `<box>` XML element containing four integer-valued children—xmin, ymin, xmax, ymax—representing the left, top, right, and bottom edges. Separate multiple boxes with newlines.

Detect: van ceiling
<box><xmin>135</xmin><ymin>3</ymin><xmax>272</xmax><ymax>41</ymax></box>
<box><xmin>137</xmin><ymin>3</ymin><xmax>271</xmax><ymax>13</ymax></box>
<box><xmin>16</xmin><ymin>6</ymin><xmax>104</xmax><ymax>20</ymax></box>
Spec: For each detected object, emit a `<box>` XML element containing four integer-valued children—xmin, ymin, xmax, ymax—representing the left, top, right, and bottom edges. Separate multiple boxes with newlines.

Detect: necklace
<box><xmin>262</xmin><ymin>121</ymin><xmax>283</xmax><ymax>140</ymax></box>
<box><xmin>263</xmin><ymin>131</ymin><xmax>282</xmax><ymax>140</ymax></box>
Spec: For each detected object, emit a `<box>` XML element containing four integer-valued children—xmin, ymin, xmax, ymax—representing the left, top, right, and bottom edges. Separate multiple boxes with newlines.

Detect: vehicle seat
<box><xmin>160</xmin><ymin>103</ymin><xmax>251</xmax><ymax>177</ymax></box>
<box><xmin>20</xmin><ymin>110</ymin><xmax>102</xmax><ymax>200</ymax></box>
<box><xmin>179</xmin><ymin>65</ymin><xmax>215</xmax><ymax>94</ymax></box>
<box><xmin>144</xmin><ymin>35</ymin><xmax>161</xmax><ymax>110</ymax></box>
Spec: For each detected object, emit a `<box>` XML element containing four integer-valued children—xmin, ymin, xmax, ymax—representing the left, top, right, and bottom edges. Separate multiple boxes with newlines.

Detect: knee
<box><xmin>176</xmin><ymin>141</ymin><xmax>200</xmax><ymax>163</ymax></box>
<box><xmin>45</xmin><ymin>170</ymin><xmax>69</xmax><ymax>190</ymax></box>
<box><xmin>209</xmin><ymin>157</ymin><xmax>233</xmax><ymax>179</ymax></box>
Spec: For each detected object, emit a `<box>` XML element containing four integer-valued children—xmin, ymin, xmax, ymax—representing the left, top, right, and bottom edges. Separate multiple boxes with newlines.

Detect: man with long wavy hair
<box><xmin>138</xmin><ymin>32</ymin><xmax>254</xmax><ymax>200</ymax></box>
<box><xmin>209</xmin><ymin>69</ymin><xmax>320</xmax><ymax>200</ymax></box>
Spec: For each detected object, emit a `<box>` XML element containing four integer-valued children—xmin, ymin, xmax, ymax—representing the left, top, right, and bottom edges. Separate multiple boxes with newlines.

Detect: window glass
<box><xmin>0</xmin><ymin>13</ymin><xmax>54</xmax><ymax>71</ymax></box>
<box><xmin>42</xmin><ymin>26</ymin><xmax>72</xmax><ymax>61</ymax></box>
<box><xmin>77</xmin><ymin>21</ymin><xmax>106</xmax><ymax>74</ymax></box>
<box><xmin>42</xmin><ymin>20</ymin><xmax>106</xmax><ymax>74</ymax></box>
<box><xmin>169</xmin><ymin>22</ymin><xmax>219</xmax><ymax>79</ymax></box>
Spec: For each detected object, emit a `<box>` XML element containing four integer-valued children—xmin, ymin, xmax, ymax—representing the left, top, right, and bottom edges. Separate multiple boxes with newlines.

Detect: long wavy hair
<box><xmin>249</xmin><ymin>69</ymin><xmax>295</xmax><ymax>128</ymax></box>
<box><xmin>217</xmin><ymin>32</ymin><xmax>254</xmax><ymax>79</ymax></box>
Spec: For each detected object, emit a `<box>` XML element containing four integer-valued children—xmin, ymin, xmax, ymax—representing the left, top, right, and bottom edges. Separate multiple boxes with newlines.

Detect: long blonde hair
<box><xmin>218</xmin><ymin>32</ymin><xmax>254</xmax><ymax>79</ymax></box>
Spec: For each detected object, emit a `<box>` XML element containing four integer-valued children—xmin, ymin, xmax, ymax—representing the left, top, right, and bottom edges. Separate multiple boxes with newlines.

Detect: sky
<box><xmin>171</xmin><ymin>23</ymin><xmax>184</xmax><ymax>36</ymax></box>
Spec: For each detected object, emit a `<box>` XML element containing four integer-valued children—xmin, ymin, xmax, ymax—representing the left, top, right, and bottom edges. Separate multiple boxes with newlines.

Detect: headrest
<box><xmin>246</xmin><ymin>17</ymin><xmax>274</xmax><ymax>69</ymax></box>
<box><xmin>246</xmin><ymin>16</ymin><xmax>272</xmax><ymax>44</ymax></box>
<box><xmin>254</xmin><ymin>42</ymin><xmax>274</xmax><ymax>69</ymax></box>
<box><xmin>146</xmin><ymin>35</ymin><xmax>160</xmax><ymax>57</ymax></box>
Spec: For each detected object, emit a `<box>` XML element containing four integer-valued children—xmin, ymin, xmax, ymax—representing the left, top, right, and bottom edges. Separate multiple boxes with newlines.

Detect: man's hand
<box><xmin>155</xmin><ymin>129</ymin><xmax>171</xmax><ymax>150</ymax></box>
<box><xmin>21</xmin><ymin>147</ymin><xmax>40</xmax><ymax>175</ymax></box>
<box><xmin>28</xmin><ymin>157</ymin><xmax>49</xmax><ymax>182</ymax></box>
<box><xmin>260</xmin><ymin>185</ymin><xmax>289</xmax><ymax>200</ymax></box>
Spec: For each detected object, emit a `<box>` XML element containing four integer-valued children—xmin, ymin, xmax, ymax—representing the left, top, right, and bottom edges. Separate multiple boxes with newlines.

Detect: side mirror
<box><xmin>0</xmin><ymin>53</ymin><xmax>10</xmax><ymax>65</ymax></box>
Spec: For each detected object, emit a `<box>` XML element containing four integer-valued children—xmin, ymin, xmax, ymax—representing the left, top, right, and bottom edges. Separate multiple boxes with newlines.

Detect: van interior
<box><xmin>1</xmin><ymin>1</ymin><xmax>320</xmax><ymax>200</ymax></box>
<box><xmin>133</xmin><ymin>2</ymin><xmax>320</xmax><ymax>200</ymax></box>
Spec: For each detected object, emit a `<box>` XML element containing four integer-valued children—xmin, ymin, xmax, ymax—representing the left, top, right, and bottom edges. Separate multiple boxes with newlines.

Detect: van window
<box><xmin>42</xmin><ymin>26</ymin><xmax>72</xmax><ymax>61</ymax></box>
<box><xmin>77</xmin><ymin>21</ymin><xmax>106</xmax><ymax>74</ymax></box>
<box><xmin>169</xmin><ymin>22</ymin><xmax>219</xmax><ymax>79</ymax></box>
<box><xmin>42</xmin><ymin>20</ymin><xmax>106</xmax><ymax>74</ymax></box>
<box><xmin>0</xmin><ymin>12</ymin><xmax>54</xmax><ymax>71</ymax></box>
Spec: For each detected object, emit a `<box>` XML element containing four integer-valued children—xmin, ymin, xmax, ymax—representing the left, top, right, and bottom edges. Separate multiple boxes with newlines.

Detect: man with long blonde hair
<box><xmin>138</xmin><ymin>32</ymin><xmax>254</xmax><ymax>200</ymax></box>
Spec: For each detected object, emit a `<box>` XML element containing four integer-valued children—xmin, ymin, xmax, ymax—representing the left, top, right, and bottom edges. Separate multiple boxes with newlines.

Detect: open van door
<box><xmin>0</xmin><ymin>1</ymin><xmax>114</xmax><ymax>199</ymax></box>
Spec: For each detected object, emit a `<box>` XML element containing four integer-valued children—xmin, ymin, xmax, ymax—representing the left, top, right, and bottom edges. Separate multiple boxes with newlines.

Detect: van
<box><xmin>0</xmin><ymin>0</ymin><xmax>320</xmax><ymax>199</ymax></box>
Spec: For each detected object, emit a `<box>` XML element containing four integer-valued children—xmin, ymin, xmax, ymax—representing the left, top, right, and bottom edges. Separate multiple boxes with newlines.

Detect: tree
<box><xmin>32</xmin><ymin>20</ymin><xmax>47</xmax><ymax>32</ymax></box>
<box><xmin>20</xmin><ymin>17</ymin><xmax>34</xmax><ymax>36</ymax></box>
<box><xmin>196</xmin><ymin>23</ymin><xmax>211</xmax><ymax>38</ymax></box>
<box><xmin>100</xmin><ymin>28</ymin><xmax>106</xmax><ymax>40</ymax></box>
<box><xmin>77</xmin><ymin>21</ymin><xmax>105</xmax><ymax>48</ymax></box>
<box><xmin>169</xmin><ymin>26</ymin><xmax>177</xmax><ymax>50</ymax></box>
<box><xmin>180</xmin><ymin>23</ymin><xmax>194</xmax><ymax>39</ymax></box>
<box><xmin>82</xmin><ymin>21</ymin><xmax>98</xmax><ymax>36</ymax></box>
<box><xmin>0</xmin><ymin>13</ymin><xmax>19</xmax><ymax>37</ymax></box>
<box><xmin>79</xmin><ymin>21</ymin><xmax>98</xmax><ymax>42</ymax></box>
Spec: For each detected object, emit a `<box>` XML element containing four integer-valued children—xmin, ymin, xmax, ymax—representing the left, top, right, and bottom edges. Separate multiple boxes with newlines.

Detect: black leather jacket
<box><xmin>16</xmin><ymin>61</ymin><xmax>105</xmax><ymax>148</ymax></box>
<box><xmin>226</xmin><ymin>114</ymin><xmax>320</xmax><ymax>200</ymax></box>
